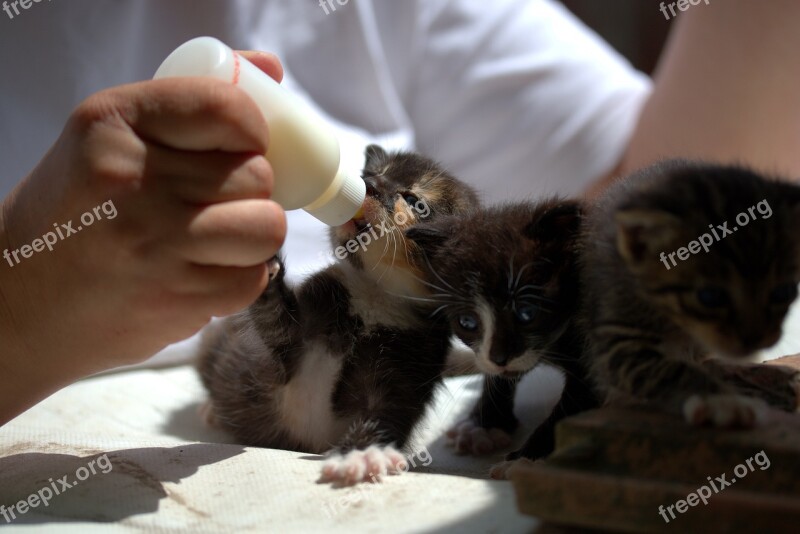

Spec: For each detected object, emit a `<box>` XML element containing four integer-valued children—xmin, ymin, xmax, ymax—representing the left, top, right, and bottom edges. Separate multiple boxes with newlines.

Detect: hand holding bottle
<box><xmin>0</xmin><ymin>51</ymin><xmax>286</xmax><ymax>424</ymax></box>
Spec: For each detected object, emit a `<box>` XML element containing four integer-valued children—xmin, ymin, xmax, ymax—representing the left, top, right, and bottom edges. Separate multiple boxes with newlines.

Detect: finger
<box><xmin>79</xmin><ymin>78</ymin><xmax>269</xmax><ymax>153</ymax></box>
<box><xmin>145</xmin><ymin>143</ymin><xmax>274</xmax><ymax>204</ymax></box>
<box><xmin>180</xmin><ymin>199</ymin><xmax>287</xmax><ymax>266</ymax></box>
<box><xmin>179</xmin><ymin>263</ymin><xmax>271</xmax><ymax>316</ymax></box>
<box><xmin>236</xmin><ymin>50</ymin><xmax>284</xmax><ymax>83</ymax></box>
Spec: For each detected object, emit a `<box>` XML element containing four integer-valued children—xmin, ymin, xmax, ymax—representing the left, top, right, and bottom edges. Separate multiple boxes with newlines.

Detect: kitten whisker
<box><xmin>512</xmin><ymin>262</ymin><xmax>534</xmax><ymax>294</ymax></box>
<box><xmin>507</xmin><ymin>253</ymin><xmax>516</xmax><ymax>293</ymax></box>
<box><xmin>420</xmin><ymin>249</ymin><xmax>460</xmax><ymax>295</ymax></box>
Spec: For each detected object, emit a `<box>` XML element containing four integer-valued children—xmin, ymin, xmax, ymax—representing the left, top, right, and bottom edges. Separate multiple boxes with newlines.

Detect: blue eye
<box><xmin>515</xmin><ymin>305</ymin><xmax>537</xmax><ymax>324</ymax></box>
<box><xmin>458</xmin><ymin>314</ymin><xmax>479</xmax><ymax>332</ymax></box>
<box><xmin>696</xmin><ymin>287</ymin><xmax>730</xmax><ymax>308</ymax></box>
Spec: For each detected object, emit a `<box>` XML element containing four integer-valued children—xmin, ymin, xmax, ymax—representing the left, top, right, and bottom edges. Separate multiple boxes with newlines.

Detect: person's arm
<box><xmin>0</xmin><ymin>52</ymin><xmax>286</xmax><ymax>426</ymax></box>
<box><xmin>605</xmin><ymin>0</ymin><xmax>800</xmax><ymax>190</ymax></box>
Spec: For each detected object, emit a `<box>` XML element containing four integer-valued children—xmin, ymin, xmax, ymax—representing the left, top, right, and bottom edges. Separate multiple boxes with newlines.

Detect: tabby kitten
<box><xmin>198</xmin><ymin>145</ymin><xmax>479</xmax><ymax>484</ymax></box>
<box><xmin>583</xmin><ymin>160</ymin><xmax>800</xmax><ymax>427</ymax></box>
<box><xmin>406</xmin><ymin>200</ymin><xmax>598</xmax><ymax>475</ymax></box>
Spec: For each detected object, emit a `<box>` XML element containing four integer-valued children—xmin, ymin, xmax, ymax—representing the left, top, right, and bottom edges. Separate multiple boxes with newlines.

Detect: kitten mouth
<box><xmin>353</xmin><ymin>217</ymin><xmax>370</xmax><ymax>233</ymax></box>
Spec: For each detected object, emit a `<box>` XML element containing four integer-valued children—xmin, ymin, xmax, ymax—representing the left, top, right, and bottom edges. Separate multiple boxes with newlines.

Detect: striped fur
<box><xmin>582</xmin><ymin>160</ymin><xmax>800</xmax><ymax>423</ymax></box>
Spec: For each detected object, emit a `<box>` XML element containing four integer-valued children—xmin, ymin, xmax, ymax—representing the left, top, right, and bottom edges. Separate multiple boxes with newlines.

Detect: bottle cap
<box><xmin>303</xmin><ymin>169</ymin><xmax>366</xmax><ymax>226</ymax></box>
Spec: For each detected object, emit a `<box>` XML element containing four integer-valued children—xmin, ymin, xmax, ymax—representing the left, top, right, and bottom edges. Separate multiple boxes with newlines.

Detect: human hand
<box><xmin>0</xmin><ymin>51</ymin><xmax>285</xmax><ymax>422</ymax></box>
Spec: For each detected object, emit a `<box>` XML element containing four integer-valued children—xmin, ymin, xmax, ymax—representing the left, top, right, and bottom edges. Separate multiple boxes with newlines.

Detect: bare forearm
<box><xmin>597</xmin><ymin>0</ymin><xmax>800</xmax><ymax>193</ymax></box>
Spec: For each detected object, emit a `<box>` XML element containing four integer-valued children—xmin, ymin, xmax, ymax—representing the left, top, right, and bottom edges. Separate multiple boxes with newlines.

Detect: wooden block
<box><xmin>509</xmin><ymin>407</ymin><xmax>800</xmax><ymax>532</ymax></box>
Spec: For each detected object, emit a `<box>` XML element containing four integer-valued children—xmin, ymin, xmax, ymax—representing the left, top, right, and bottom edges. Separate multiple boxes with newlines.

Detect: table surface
<box><xmin>1</xmin><ymin>301</ymin><xmax>798</xmax><ymax>533</ymax></box>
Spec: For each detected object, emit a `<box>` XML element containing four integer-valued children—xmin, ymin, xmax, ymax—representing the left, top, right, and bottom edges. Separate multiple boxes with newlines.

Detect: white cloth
<box><xmin>0</xmin><ymin>367</ymin><xmax>562</xmax><ymax>532</ymax></box>
<box><xmin>0</xmin><ymin>0</ymin><xmax>651</xmax><ymax>282</ymax></box>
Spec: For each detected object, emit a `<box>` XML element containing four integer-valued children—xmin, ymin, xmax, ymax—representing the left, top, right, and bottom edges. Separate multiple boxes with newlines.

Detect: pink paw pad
<box><xmin>489</xmin><ymin>457</ymin><xmax>535</xmax><ymax>480</ymax></box>
<box><xmin>321</xmin><ymin>445</ymin><xmax>408</xmax><ymax>485</ymax></box>
<box><xmin>683</xmin><ymin>394</ymin><xmax>768</xmax><ymax>428</ymax></box>
<box><xmin>446</xmin><ymin>420</ymin><xmax>512</xmax><ymax>455</ymax></box>
<box><xmin>267</xmin><ymin>258</ymin><xmax>281</xmax><ymax>280</ymax></box>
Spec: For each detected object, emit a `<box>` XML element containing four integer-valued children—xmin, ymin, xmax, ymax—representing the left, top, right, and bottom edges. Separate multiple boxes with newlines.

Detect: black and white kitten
<box><xmin>583</xmin><ymin>160</ymin><xmax>800</xmax><ymax>427</ymax></box>
<box><xmin>406</xmin><ymin>200</ymin><xmax>598</xmax><ymax>477</ymax></box>
<box><xmin>198</xmin><ymin>145</ymin><xmax>479</xmax><ymax>485</ymax></box>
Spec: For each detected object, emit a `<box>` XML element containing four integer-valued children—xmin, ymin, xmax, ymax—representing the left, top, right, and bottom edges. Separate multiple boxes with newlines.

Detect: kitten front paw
<box><xmin>489</xmin><ymin>457</ymin><xmax>536</xmax><ymax>480</ymax></box>
<box><xmin>267</xmin><ymin>256</ymin><xmax>282</xmax><ymax>281</ymax></box>
<box><xmin>706</xmin><ymin>360</ymin><xmax>800</xmax><ymax>411</ymax></box>
<box><xmin>320</xmin><ymin>445</ymin><xmax>407</xmax><ymax>486</ymax></box>
<box><xmin>683</xmin><ymin>394</ymin><xmax>769</xmax><ymax>428</ymax></box>
<box><xmin>761</xmin><ymin>364</ymin><xmax>800</xmax><ymax>411</ymax></box>
<box><xmin>446</xmin><ymin>420</ymin><xmax>512</xmax><ymax>455</ymax></box>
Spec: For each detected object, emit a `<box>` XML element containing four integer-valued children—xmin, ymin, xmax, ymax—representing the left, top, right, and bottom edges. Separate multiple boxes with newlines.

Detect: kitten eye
<box><xmin>457</xmin><ymin>314</ymin><xmax>479</xmax><ymax>332</ymax></box>
<box><xmin>695</xmin><ymin>287</ymin><xmax>730</xmax><ymax>308</ymax></box>
<box><xmin>769</xmin><ymin>283</ymin><xmax>799</xmax><ymax>305</ymax></box>
<box><xmin>515</xmin><ymin>305</ymin><xmax>537</xmax><ymax>324</ymax></box>
<box><xmin>402</xmin><ymin>192</ymin><xmax>419</xmax><ymax>206</ymax></box>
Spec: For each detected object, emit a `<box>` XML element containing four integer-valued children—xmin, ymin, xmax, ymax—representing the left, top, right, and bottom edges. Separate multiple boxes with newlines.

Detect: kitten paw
<box><xmin>446</xmin><ymin>420</ymin><xmax>512</xmax><ymax>455</ymax></box>
<box><xmin>489</xmin><ymin>457</ymin><xmax>536</xmax><ymax>480</ymax></box>
<box><xmin>267</xmin><ymin>257</ymin><xmax>282</xmax><ymax>280</ymax></box>
<box><xmin>320</xmin><ymin>445</ymin><xmax>408</xmax><ymax>486</ymax></box>
<box><xmin>683</xmin><ymin>394</ymin><xmax>769</xmax><ymax>428</ymax></box>
<box><xmin>706</xmin><ymin>360</ymin><xmax>800</xmax><ymax>411</ymax></box>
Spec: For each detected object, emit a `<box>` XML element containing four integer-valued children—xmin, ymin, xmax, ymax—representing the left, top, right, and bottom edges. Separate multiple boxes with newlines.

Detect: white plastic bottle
<box><xmin>153</xmin><ymin>37</ymin><xmax>365</xmax><ymax>226</ymax></box>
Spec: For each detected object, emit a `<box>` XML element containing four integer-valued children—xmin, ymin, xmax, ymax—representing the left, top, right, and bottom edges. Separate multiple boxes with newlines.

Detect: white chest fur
<box><xmin>338</xmin><ymin>263</ymin><xmax>422</xmax><ymax>329</ymax></box>
<box><xmin>278</xmin><ymin>342</ymin><xmax>348</xmax><ymax>454</ymax></box>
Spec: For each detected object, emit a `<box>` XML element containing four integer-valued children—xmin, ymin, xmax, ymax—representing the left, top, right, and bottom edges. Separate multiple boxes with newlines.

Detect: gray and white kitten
<box><xmin>197</xmin><ymin>145</ymin><xmax>479</xmax><ymax>484</ymax></box>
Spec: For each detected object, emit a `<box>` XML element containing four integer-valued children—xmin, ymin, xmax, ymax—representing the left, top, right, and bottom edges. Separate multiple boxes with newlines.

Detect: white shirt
<box><xmin>0</xmin><ymin>0</ymin><xmax>650</xmax><ymax>281</ymax></box>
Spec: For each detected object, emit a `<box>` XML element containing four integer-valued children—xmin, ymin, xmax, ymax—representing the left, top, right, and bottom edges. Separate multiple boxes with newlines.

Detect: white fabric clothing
<box><xmin>0</xmin><ymin>0</ymin><xmax>650</xmax><ymax>281</ymax></box>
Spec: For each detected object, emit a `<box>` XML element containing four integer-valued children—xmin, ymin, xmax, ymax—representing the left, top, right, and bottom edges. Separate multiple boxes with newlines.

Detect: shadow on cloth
<box><xmin>0</xmin><ymin>442</ymin><xmax>244</xmax><ymax>524</ymax></box>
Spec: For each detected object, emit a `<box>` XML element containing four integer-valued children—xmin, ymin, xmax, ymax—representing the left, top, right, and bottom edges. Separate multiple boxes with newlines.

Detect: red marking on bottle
<box><xmin>232</xmin><ymin>52</ymin><xmax>241</xmax><ymax>85</ymax></box>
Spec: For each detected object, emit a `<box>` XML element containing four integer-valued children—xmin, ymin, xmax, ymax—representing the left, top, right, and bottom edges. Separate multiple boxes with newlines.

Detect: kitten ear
<box><xmin>614</xmin><ymin>209</ymin><xmax>682</xmax><ymax>267</ymax></box>
<box><xmin>364</xmin><ymin>144</ymin><xmax>388</xmax><ymax>167</ymax></box>
<box><xmin>523</xmin><ymin>201</ymin><xmax>582</xmax><ymax>241</ymax></box>
<box><xmin>405</xmin><ymin>223</ymin><xmax>453</xmax><ymax>254</ymax></box>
